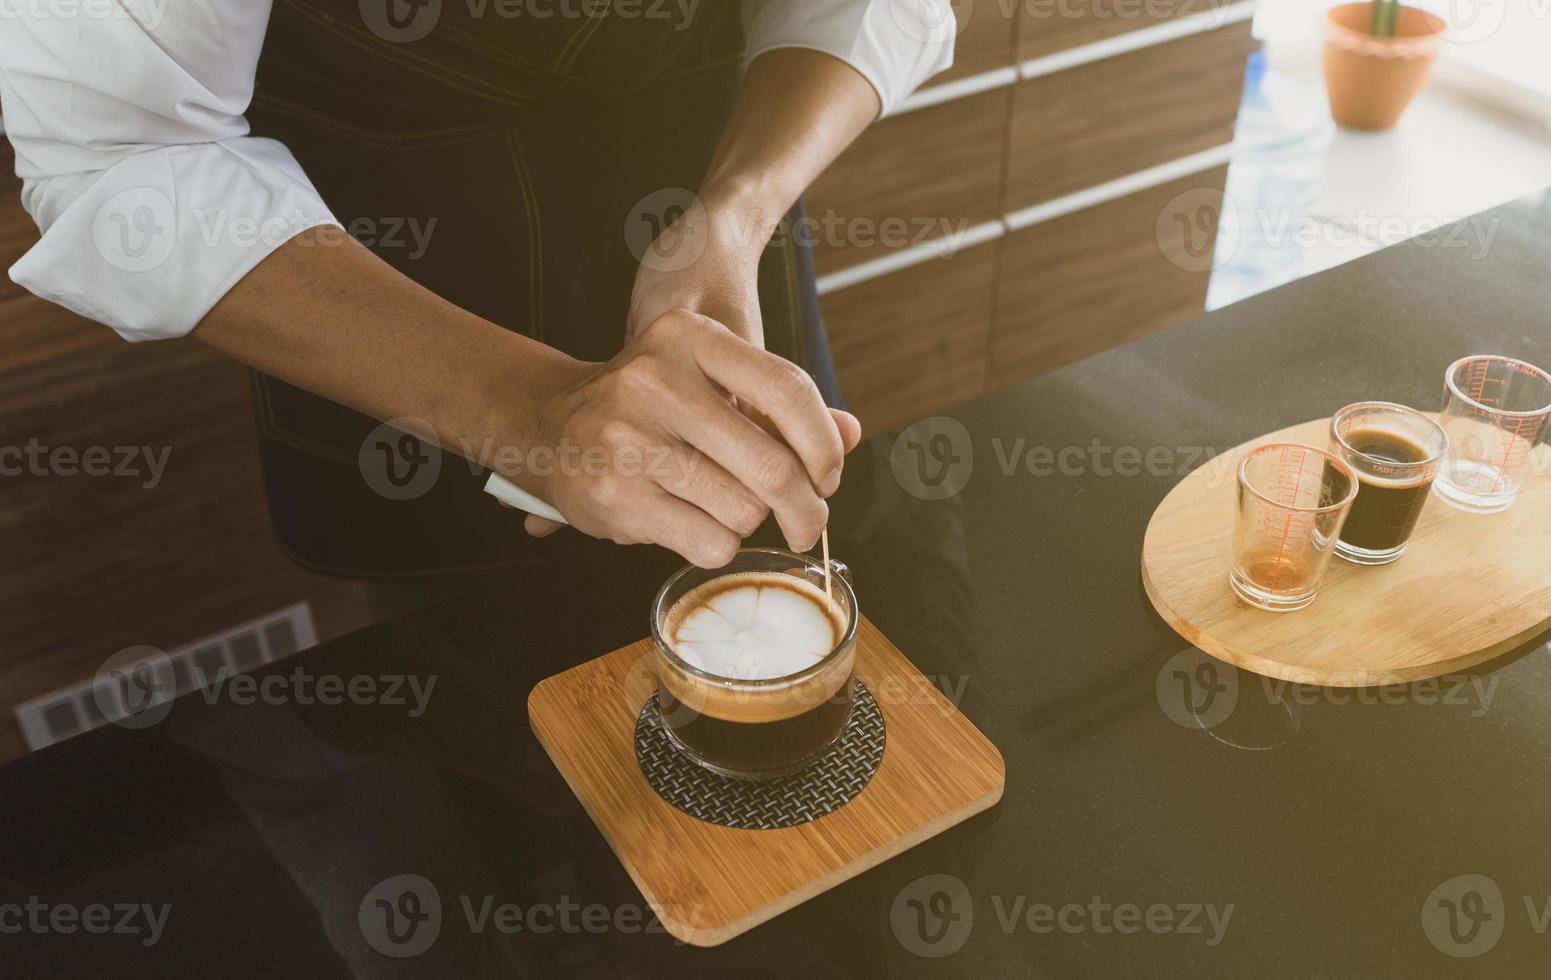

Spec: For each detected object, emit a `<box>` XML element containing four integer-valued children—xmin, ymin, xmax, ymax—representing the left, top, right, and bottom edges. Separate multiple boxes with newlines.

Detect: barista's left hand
<box><xmin>623</xmin><ymin>186</ymin><xmax>854</xmax><ymax>465</ymax></box>
<box><xmin>626</xmin><ymin>187</ymin><xmax>775</xmax><ymax>350</ymax></box>
<box><xmin>546</xmin><ymin>47</ymin><xmax>880</xmax><ymax>544</ymax></box>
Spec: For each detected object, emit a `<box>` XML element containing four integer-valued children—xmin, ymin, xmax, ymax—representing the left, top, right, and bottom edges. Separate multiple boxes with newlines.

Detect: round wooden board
<box><xmin>1141</xmin><ymin>418</ymin><xmax>1551</xmax><ymax>687</ymax></box>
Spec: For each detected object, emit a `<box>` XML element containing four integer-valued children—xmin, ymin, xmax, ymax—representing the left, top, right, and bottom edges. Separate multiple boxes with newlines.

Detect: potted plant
<box><xmin>1323</xmin><ymin>0</ymin><xmax>1447</xmax><ymax>130</ymax></box>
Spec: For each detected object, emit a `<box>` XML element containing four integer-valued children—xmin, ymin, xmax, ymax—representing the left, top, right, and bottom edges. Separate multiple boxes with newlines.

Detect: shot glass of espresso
<box><xmin>1328</xmin><ymin>402</ymin><xmax>1449</xmax><ymax>566</ymax></box>
<box><xmin>651</xmin><ymin>548</ymin><xmax>858</xmax><ymax>780</ymax></box>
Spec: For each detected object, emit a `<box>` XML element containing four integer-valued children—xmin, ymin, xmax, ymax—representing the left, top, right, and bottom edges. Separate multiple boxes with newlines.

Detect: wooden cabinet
<box><xmin>806</xmin><ymin>88</ymin><xmax>1008</xmax><ymax>274</ymax></box>
<box><xmin>825</xmin><ymin>243</ymin><xmax>996</xmax><ymax>434</ymax></box>
<box><xmin>816</xmin><ymin>11</ymin><xmax>1253</xmax><ymax>433</ymax></box>
<box><xmin>1017</xmin><ymin>0</ymin><xmax>1241</xmax><ymax>59</ymax></box>
<box><xmin>992</xmin><ymin>165</ymin><xmax>1228</xmax><ymax>388</ymax></box>
<box><xmin>1004</xmin><ymin>22</ymin><xmax>1253</xmax><ymax>210</ymax></box>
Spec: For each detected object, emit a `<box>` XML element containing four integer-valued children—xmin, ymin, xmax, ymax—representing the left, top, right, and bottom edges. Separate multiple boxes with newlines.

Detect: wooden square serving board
<box><xmin>527</xmin><ymin>615</ymin><xmax>1005</xmax><ymax>946</ymax></box>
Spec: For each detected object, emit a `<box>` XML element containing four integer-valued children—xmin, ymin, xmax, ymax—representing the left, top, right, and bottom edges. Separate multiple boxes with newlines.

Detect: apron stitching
<box><xmin>279</xmin><ymin>0</ymin><xmax>540</xmax><ymax>108</ymax></box>
<box><xmin>553</xmin><ymin>2</ymin><xmax>612</xmax><ymax>74</ymax></box>
<box><xmin>251</xmin><ymin>93</ymin><xmax>497</xmax><ymax>148</ymax></box>
<box><xmin>431</xmin><ymin>20</ymin><xmax>608</xmax><ymax>95</ymax></box>
<box><xmin>251</xmin><ymin>370</ymin><xmax>276</xmax><ymax>433</ymax></box>
<box><xmin>555</xmin><ymin>1</ymin><xmax>607</xmax><ymax>72</ymax></box>
<box><xmin>590</xmin><ymin>52</ymin><xmax>743</xmax><ymax>100</ymax></box>
<box><xmin>253</xmin><ymin>368</ymin><xmax>361</xmax><ymax>461</ymax></box>
<box><xmin>248</xmin><ymin>374</ymin><xmax>349</xmax><ymax>460</ymax></box>
<box><xmin>395</xmin><ymin>15</ymin><xmax>734</xmax><ymax>98</ymax></box>
<box><xmin>422</xmin><ymin>21</ymin><xmax>549</xmax><ymax>76</ymax></box>
<box><xmin>505</xmin><ymin>127</ymin><xmax>546</xmax><ymax>342</ymax></box>
<box><xmin>253</xmin><ymin>382</ymin><xmax>371</xmax><ymax>461</ymax></box>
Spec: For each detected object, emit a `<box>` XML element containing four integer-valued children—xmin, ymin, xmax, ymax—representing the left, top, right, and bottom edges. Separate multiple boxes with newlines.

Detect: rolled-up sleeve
<box><xmin>742</xmin><ymin>0</ymin><xmax>956</xmax><ymax>117</ymax></box>
<box><xmin>0</xmin><ymin>2</ymin><xmax>338</xmax><ymax>342</ymax></box>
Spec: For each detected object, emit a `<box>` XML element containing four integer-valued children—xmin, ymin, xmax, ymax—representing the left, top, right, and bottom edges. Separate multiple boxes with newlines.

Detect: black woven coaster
<box><xmin>634</xmin><ymin>682</ymin><xmax>886</xmax><ymax>830</ymax></box>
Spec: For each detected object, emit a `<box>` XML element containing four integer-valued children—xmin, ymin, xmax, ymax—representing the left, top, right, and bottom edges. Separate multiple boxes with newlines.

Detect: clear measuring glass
<box><xmin>1232</xmin><ymin>443</ymin><xmax>1359</xmax><ymax>612</ymax></box>
<box><xmin>1434</xmin><ymin>355</ymin><xmax>1551</xmax><ymax>514</ymax></box>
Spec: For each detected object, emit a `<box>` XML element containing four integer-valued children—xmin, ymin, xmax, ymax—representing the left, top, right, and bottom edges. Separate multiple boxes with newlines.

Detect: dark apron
<box><xmin>247</xmin><ymin>0</ymin><xmax>843</xmax><ymax>578</ymax></box>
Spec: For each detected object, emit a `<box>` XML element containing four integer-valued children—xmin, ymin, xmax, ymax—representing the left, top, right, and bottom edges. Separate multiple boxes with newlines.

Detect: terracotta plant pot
<box><xmin>1322</xmin><ymin>2</ymin><xmax>1446</xmax><ymax>130</ymax></box>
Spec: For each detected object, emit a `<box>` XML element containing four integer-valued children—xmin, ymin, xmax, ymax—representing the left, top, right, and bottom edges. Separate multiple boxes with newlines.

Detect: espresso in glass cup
<box><xmin>1328</xmin><ymin>402</ymin><xmax>1448</xmax><ymax>566</ymax></box>
<box><xmin>651</xmin><ymin>548</ymin><xmax>857</xmax><ymax>780</ymax></box>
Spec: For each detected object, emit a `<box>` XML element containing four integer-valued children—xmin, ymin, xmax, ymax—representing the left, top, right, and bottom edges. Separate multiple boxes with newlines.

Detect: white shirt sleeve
<box><xmin>0</xmin><ymin>2</ymin><xmax>339</xmax><ymax>342</ymax></box>
<box><xmin>742</xmin><ymin>0</ymin><xmax>957</xmax><ymax>117</ymax></box>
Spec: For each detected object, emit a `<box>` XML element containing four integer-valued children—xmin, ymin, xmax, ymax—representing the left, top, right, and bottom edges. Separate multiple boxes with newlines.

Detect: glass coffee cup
<box><xmin>1327</xmin><ymin>401</ymin><xmax>1448</xmax><ymax>566</ymax></box>
<box><xmin>650</xmin><ymin>548</ymin><xmax>857</xmax><ymax>780</ymax></box>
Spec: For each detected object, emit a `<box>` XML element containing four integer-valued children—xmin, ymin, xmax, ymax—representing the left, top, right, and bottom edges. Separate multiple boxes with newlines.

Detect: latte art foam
<box><xmin>664</xmin><ymin>572</ymin><xmax>845</xmax><ymax>681</ymax></box>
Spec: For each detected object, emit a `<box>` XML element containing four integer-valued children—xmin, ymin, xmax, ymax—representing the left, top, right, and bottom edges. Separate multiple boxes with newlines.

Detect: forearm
<box><xmin>193</xmin><ymin>226</ymin><xmax>585</xmax><ymax>468</ymax></box>
<box><xmin>626</xmin><ymin>48</ymin><xmax>884</xmax><ymax>347</ymax></box>
<box><xmin>192</xmin><ymin>224</ymin><xmax>857</xmax><ymax>564</ymax></box>
<box><xmin>700</xmin><ymin>47</ymin><xmax>882</xmax><ymax>238</ymax></box>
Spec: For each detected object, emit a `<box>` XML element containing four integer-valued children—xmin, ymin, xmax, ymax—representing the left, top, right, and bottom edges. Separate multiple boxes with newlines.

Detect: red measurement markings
<box><xmin>1465</xmin><ymin>360</ymin><xmax>1495</xmax><ymax>408</ymax></box>
<box><xmin>1491</xmin><ymin>415</ymin><xmax>1547</xmax><ymax>493</ymax></box>
<box><xmin>1267</xmin><ymin>446</ymin><xmax>1310</xmax><ymax>593</ymax></box>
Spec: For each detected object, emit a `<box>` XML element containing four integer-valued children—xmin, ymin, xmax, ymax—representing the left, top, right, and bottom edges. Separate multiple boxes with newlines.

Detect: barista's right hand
<box><xmin>509</xmin><ymin>310</ymin><xmax>862</xmax><ymax>568</ymax></box>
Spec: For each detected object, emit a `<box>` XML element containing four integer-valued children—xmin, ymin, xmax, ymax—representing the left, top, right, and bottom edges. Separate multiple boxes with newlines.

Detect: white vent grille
<box><xmin>13</xmin><ymin>603</ymin><xmax>317</xmax><ymax>752</ymax></box>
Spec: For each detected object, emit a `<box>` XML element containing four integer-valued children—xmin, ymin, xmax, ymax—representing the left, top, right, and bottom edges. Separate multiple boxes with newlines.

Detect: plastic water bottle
<box><xmin>1208</xmin><ymin>51</ymin><xmax>1335</xmax><ymax>309</ymax></box>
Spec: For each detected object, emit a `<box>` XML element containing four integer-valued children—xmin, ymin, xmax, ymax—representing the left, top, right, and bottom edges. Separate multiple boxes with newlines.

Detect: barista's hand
<box><xmin>516</xmin><ymin>310</ymin><xmax>861</xmax><ymax>567</ymax></box>
<box><xmin>627</xmin><ymin>189</ymin><xmax>823</xmax><ymax>449</ymax></box>
<box><xmin>626</xmin><ymin>189</ymin><xmax>772</xmax><ymax>349</ymax></box>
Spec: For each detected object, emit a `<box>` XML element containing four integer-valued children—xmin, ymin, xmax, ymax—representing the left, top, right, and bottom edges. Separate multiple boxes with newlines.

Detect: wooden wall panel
<box><xmin>1004</xmin><ymin>21</ymin><xmax>1252</xmax><ymax>210</ymax></box>
<box><xmin>1016</xmin><ymin>0</ymin><xmax>1243</xmax><ymax>60</ymax></box>
<box><xmin>821</xmin><ymin>243</ymin><xmax>995</xmax><ymax>434</ymax></box>
<box><xmin>989</xmin><ymin>166</ymin><xmax>1227</xmax><ymax>388</ymax></box>
<box><xmin>806</xmin><ymin>89</ymin><xmax>1008</xmax><ymax>275</ymax></box>
<box><xmin>926</xmin><ymin>0</ymin><xmax>1019</xmax><ymax>85</ymax></box>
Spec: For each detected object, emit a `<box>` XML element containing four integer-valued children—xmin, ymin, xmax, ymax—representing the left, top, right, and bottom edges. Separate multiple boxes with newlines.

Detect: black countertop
<box><xmin>5</xmin><ymin>191</ymin><xmax>1551</xmax><ymax>978</ymax></box>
